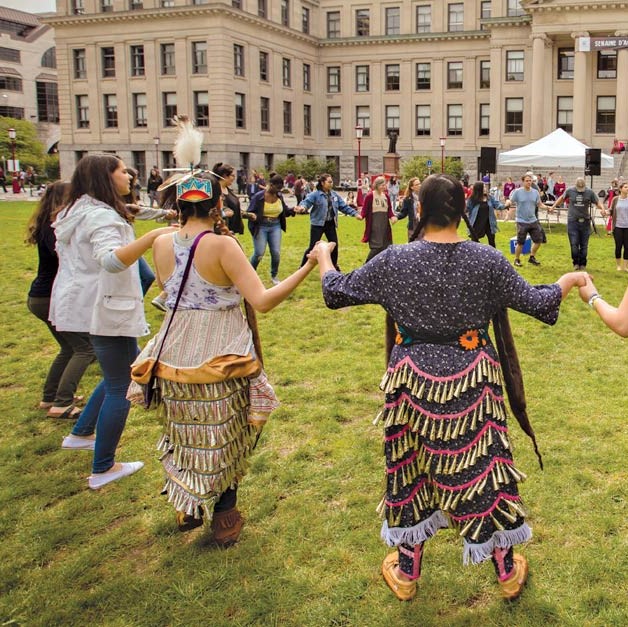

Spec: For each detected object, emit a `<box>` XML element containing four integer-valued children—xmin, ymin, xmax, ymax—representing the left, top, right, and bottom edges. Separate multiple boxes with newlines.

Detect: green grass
<box><xmin>1</xmin><ymin>202</ymin><xmax>626</xmax><ymax>626</ymax></box>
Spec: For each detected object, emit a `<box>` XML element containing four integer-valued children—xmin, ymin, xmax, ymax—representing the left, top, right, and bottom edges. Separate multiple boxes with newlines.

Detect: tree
<box><xmin>400</xmin><ymin>155</ymin><xmax>464</xmax><ymax>183</ymax></box>
<box><xmin>270</xmin><ymin>156</ymin><xmax>337</xmax><ymax>181</ymax></box>
<box><xmin>0</xmin><ymin>117</ymin><xmax>50</xmax><ymax>176</ymax></box>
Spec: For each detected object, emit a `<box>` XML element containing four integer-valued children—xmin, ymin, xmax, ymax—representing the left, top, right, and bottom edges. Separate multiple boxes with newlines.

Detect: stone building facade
<box><xmin>45</xmin><ymin>1</ymin><xmax>627</xmax><ymax>182</ymax></box>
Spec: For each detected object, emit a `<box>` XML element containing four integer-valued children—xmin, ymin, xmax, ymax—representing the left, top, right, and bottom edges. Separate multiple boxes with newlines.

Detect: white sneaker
<box><xmin>151</xmin><ymin>296</ymin><xmax>167</xmax><ymax>312</ymax></box>
<box><xmin>88</xmin><ymin>461</ymin><xmax>144</xmax><ymax>490</ymax></box>
<box><xmin>271</xmin><ymin>277</ymin><xmax>280</xmax><ymax>286</ymax></box>
<box><xmin>62</xmin><ymin>434</ymin><xmax>95</xmax><ymax>450</ymax></box>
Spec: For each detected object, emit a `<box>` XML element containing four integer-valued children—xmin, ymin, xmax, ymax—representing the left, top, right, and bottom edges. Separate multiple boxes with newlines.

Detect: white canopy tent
<box><xmin>497</xmin><ymin>128</ymin><xmax>614</xmax><ymax>169</ymax></box>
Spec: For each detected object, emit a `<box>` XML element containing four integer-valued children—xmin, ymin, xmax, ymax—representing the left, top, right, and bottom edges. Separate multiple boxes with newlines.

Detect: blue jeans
<box><xmin>72</xmin><ymin>335</ymin><xmax>139</xmax><ymax>473</ymax></box>
<box><xmin>567</xmin><ymin>219</ymin><xmax>591</xmax><ymax>267</ymax></box>
<box><xmin>250</xmin><ymin>221</ymin><xmax>282</xmax><ymax>278</ymax></box>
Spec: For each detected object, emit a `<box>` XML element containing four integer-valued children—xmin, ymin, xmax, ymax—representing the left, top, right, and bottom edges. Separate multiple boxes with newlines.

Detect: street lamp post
<box><xmin>153</xmin><ymin>136</ymin><xmax>160</xmax><ymax>171</ymax></box>
<box><xmin>440</xmin><ymin>137</ymin><xmax>446</xmax><ymax>173</ymax></box>
<box><xmin>355</xmin><ymin>124</ymin><xmax>363</xmax><ymax>181</ymax></box>
<box><xmin>8</xmin><ymin>127</ymin><xmax>16</xmax><ymax>174</ymax></box>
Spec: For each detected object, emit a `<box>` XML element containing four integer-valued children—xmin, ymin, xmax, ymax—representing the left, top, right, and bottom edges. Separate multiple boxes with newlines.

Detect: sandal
<box><xmin>499</xmin><ymin>553</ymin><xmax>529</xmax><ymax>601</ymax></box>
<box><xmin>39</xmin><ymin>395</ymin><xmax>84</xmax><ymax>410</ymax></box>
<box><xmin>381</xmin><ymin>552</ymin><xmax>417</xmax><ymax>601</ymax></box>
<box><xmin>47</xmin><ymin>404</ymin><xmax>81</xmax><ymax>419</ymax></box>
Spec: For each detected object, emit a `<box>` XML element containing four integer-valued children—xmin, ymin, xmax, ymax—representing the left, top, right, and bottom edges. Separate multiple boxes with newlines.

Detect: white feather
<box><xmin>172</xmin><ymin>115</ymin><xmax>203</xmax><ymax>169</ymax></box>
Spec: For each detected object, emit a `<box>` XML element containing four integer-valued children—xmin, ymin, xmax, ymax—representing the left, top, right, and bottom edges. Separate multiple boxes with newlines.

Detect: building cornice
<box><xmin>320</xmin><ymin>31</ymin><xmax>489</xmax><ymax>48</ymax></box>
<box><xmin>522</xmin><ymin>1</ymin><xmax>628</xmax><ymax>13</ymax></box>
<box><xmin>480</xmin><ymin>16</ymin><xmax>531</xmax><ymax>29</ymax></box>
<box><xmin>40</xmin><ymin>6</ymin><xmax>317</xmax><ymax>45</ymax></box>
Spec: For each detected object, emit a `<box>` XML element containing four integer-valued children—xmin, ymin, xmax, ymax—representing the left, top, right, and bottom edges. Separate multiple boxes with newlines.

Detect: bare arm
<box><xmin>555</xmin><ymin>271</ymin><xmax>589</xmax><ymax>300</ymax></box>
<box><xmin>579</xmin><ymin>278</ymin><xmax>628</xmax><ymax>337</ymax></box>
<box><xmin>220</xmin><ymin>237</ymin><xmax>316</xmax><ymax>313</ymax></box>
<box><xmin>113</xmin><ymin>226</ymin><xmax>177</xmax><ymax>267</ymax></box>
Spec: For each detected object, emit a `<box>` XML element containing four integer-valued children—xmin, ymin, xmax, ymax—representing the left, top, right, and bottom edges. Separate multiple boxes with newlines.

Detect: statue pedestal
<box><xmin>383</xmin><ymin>154</ymin><xmax>400</xmax><ymax>175</ymax></box>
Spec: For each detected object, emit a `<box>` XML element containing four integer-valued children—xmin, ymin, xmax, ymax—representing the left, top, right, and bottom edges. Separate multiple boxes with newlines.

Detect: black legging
<box><xmin>300</xmin><ymin>220</ymin><xmax>340</xmax><ymax>270</ymax></box>
<box><xmin>614</xmin><ymin>227</ymin><xmax>628</xmax><ymax>259</ymax></box>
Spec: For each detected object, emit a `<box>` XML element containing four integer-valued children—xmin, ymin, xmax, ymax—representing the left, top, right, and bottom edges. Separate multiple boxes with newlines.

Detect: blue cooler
<box><xmin>510</xmin><ymin>236</ymin><xmax>531</xmax><ymax>255</ymax></box>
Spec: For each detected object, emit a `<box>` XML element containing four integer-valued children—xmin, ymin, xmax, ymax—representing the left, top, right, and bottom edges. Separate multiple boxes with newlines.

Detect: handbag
<box><xmin>142</xmin><ymin>230</ymin><xmax>211</xmax><ymax>409</ymax></box>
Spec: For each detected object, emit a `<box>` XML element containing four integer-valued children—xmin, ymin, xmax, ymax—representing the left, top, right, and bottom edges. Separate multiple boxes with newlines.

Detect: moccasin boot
<box><xmin>499</xmin><ymin>553</ymin><xmax>529</xmax><ymax>601</ymax></box>
<box><xmin>381</xmin><ymin>552</ymin><xmax>417</xmax><ymax>601</ymax></box>
<box><xmin>211</xmin><ymin>508</ymin><xmax>243</xmax><ymax>547</ymax></box>
<box><xmin>176</xmin><ymin>511</ymin><xmax>204</xmax><ymax>532</ymax></box>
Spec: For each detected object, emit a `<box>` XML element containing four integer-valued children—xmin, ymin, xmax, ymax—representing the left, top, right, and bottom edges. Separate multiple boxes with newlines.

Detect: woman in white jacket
<box><xmin>50</xmin><ymin>154</ymin><xmax>174</xmax><ymax>489</ymax></box>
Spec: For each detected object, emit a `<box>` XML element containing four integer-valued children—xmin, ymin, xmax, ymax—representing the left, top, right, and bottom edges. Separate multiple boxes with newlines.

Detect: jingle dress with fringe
<box><xmin>321</xmin><ymin>241</ymin><xmax>562</xmax><ymax>564</ymax></box>
<box><xmin>130</xmin><ymin>234</ymin><xmax>278</xmax><ymax>524</ymax></box>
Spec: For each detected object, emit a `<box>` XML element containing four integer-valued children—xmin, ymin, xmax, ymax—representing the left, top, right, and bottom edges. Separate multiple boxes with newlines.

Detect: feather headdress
<box><xmin>157</xmin><ymin>114</ymin><xmax>203</xmax><ymax>192</ymax></box>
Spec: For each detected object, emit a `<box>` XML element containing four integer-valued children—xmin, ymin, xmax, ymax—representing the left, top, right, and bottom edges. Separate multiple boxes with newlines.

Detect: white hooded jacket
<box><xmin>49</xmin><ymin>194</ymin><xmax>148</xmax><ymax>337</ymax></box>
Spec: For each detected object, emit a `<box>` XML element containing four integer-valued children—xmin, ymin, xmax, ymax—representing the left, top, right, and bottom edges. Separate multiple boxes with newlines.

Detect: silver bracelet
<box><xmin>588</xmin><ymin>293</ymin><xmax>603</xmax><ymax>308</ymax></box>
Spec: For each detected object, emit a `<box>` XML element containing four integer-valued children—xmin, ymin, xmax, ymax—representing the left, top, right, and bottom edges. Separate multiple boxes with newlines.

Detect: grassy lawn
<box><xmin>0</xmin><ymin>201</ymin><xmax>626</xmax><ymax>626</ymax></box>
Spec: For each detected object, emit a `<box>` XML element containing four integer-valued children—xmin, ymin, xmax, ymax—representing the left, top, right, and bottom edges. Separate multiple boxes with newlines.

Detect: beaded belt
<box><xmin>395</xmin><ymin>323</ymin><xmax>490</xmax><ymax>351</ymax></box>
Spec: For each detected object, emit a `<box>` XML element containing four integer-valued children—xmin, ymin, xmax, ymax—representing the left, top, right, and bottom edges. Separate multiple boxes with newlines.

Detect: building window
<box><xmin>101</xmin><ymin>47</ymin><xmax>115</xmax><ymax>78</ymax></box>
<box><xmin>0</xmin><ymin>47</ymin><xmax>20</xmax><ymax>63</ymax></box>
<box><xmin>161</xmin><ymin>43</ymin><xmax>175</xmax><ymax>75</ymax></box>
<box><xmin>281</xmin><ymin>0</ymin><xmax>289</xmax><ymax>27</ymax></box>
<box><xmin>192</xmin><ymin>41</ymin><xmax>207</xmax><ymax>74</ymax></box>
<box><xmin>447</xmin><ymin>104</ymin><xmax>462</xmax><ymax>135</ymax></box>
<box><xmin>132</xmin><ymin>151</ymin><xmax>146</xmax><ymax>183</ymax></box>
<box><xmin>596</xmin><ymin>96</ymin><xmax>616</xmax><ymax>134</ymax></box>
<box><xmin>327</xmin><ymin>11</ymin><xmax>340</xmax><ymax>38</ymax></box>
<box><xmin>385</xmin><ymin>64</ymin><xmax>400</xmax><ymax>91</ymax></box>
<box><xmin>101</xmin><ymin>0</ymin><xmax>113</xmax><ymax>11</ymax></box>
<box><xmin>133</xmin><ymin>93</ymin><xmax>147</xmax><ymax>127</ymax></box>
<box><xmin>597</xmin><ymin>50</ymin><xmax>617</xmax><ymax>79</ymax></box>
<box><xmin>0</xmin><ymin>105</ymin><xmax>24</xmax><ymax>118</ymax></box>
<box><xmin>356</xmin><ymin>9</ymin><xmax>370</xmax><ymax>37</ymax></box>
<box><xmin>507</xmin><ymin>0</ymin><xmax>525</xmax><ymax>17</ymax></box>
<box><xmin>75</xmin><ymin>151</ymin><xmax>87</xmax><ymax>164</ymax></box>
<box><xmin>129</xmin><ymin>1</ymin><xmax>143</xmax><ymax>9</ymax></box>
<box><xmin>130</xmin><ymin>45</ymin><xmax>145</xmax><ymax>76</ymax></box>
<box><xmin>356</xmin><ymin>65</ymin><xmax>369</xmax><ymax>92</ymax></box>
<box><xmin>0</xmin><ymin>76</ymin><xmax>22</xmax><ymax>91</ymax></box>
<box><xmin>506</xmin><ymin>50</ymin><xmax>524</xmax><ymax>81</ymax></box>
<box><xmin>557</xmin><ymin>48</ymin><xmax>574</xmax><ymax>80</ymax></box>
<box><xmin>479</xmin><ymin>60</ymin><xmax>490</xmax><ymax>88</ymax></box>
<box><xmin>385</xmin><ymin>7</ymin><xmax>400</xmax><ymax>36</ymax></box>
<box><xmin>303</xmin><ymin>63</ymin><xmax>311</xmax><ymax>91</ymax></box>
<box><xmin>505</xmin><ymin>98</ymin><xmax>523</xmax><ymax>133</ymax></box>
<box><xmin>235</xmin><ymin>93</ymin><xmax>245</xmax><ymax>128</ymax></box>
<box><xmin>448</xmin><ymin>3</ymin><xmax>464</xmax><ymax>32</ymax></box>
<box><xmin>104</xmin><ymin>94</ymin><xmax>118</xmax><ymax>128</ymax></box>
<box><xmin>36</xmin><ymin>81</ymin><xmax>59</xmax><ymax>123</ymax></box>
<box><xmin>557</xmin><ymin>96</ymin><xmax>573</xmax><ymax>132</ymax></box>
<box><xmin>259</xmin><ymin>51</ymin><xmax>269</xmax><ymax>81</ymax></box>
<box><xmin>356</xmin><ymin>105</ymin><xmax>370</xmax><ymax>137</ymax></box>
<box><xmin>416</xmin><ymin>5</ymin><xmax>431</xmax><ymax>33</ymax></box>
<box><xmin>76</xmin><ymin>95</ymin><xmax>89</xmax><ymax>128</ymax></box>
<box><xmin>163</xmin><ymin>92</ymin><xmax>177</xmax><ymax>126</ymax></box>
<box><xmin>264</xmin><ymin>153</ymin><xmax>273</xmax><ymax>171</ymax></box>
<box><xmin>73</xmin><ymin>49</ymin><xmax>86</xmax><ymax>79</ymax></box>
<box><xmin>232</xmin><ymin>0</ymin><xmax>241</xmax><ymax>8</ymax></box>
<box><xmin>386</xmin><ymin>105</ymin><xmax>400</xmax><ymax>134</ymax></box>
<box><xmin>328</xmin><ymin>106</ymin><xmax>341</xmax><ymax>136</ymax></box>
<box><xmin>260</xmin><ymin>97</ymin><xmax>270</xmax><ymax>131</ymax></box>
<box><xmin>161</xmin><ymin>151</ymin><xmax>175</xmax><ymax>169</ymax></box>
<box><xmin>447</xmin><ymin>61</ymin><xmax>463</xmax><ymax>89</ymax></box>
<box><xmin>194</xmin><ymin>91</ymin><xmax>209</xmax><ymax>127</ymax></box>
<box><xmin>234</xmin><ymin>44</ymin><xmax>245</xmax><ymax>77</ymax></box>
<box><xmin>479</xmin><ymin>103</ymin><xmax>490</xmax><ymax>136</ymax></box>
<box><xmin>72</xmin><ymin>0</ymin><xmax>85</xmax><ymax>14</ymax></box>
<box><xmin>302</xmin><ymin>7</ymin><xmax>310</xmax><ymax>34</ymax></box>
<box><xmin>416</xmin><ymin>62</ymin><xmax>431</xmax><ymax>90</ymax></box>
<box><xmin>282</xmin><ymin>58</ymin><xmax>291</xmax><ymax>87</ymax></box>
<box><xmin>283</xmin><ymin>101</ymin><xmax>292</xmax><ymax>133</ymax></box>
<box><xmin>161</xmin><ymin>0</ymin><xmax>174</xmax><ymax>6</ymax></box>
<box><xmin>327</xmin><ymin>66</ymin><xmax>341</xmax><ymax>93</ymax></box>
<box><xmin>304</xmin><ymin>104</ymin><xmax>311</xmax><ymax>136</ymax></box>
<box><xmin>481</xmin><ymin>1</ymin><xmax>491</xmax><ymax>19</ymax></box>
<box><xmin>258</xmin><ymin>0</ymin><xmax>267</xmax><ymax>19</ymax></box>
<box><xmin>41</xmin><ymin>47</ymin><xmax>56</xmax><ymax>68</ymax></box>
<box><xmin>415</xmin><ymin>105</ymin><xmax>430</xmax><ymax>136</ymax></box>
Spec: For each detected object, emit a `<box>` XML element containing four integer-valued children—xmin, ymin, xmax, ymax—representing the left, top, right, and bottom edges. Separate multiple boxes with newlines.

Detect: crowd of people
<box><xmin>24</xmin><ymin>130</ymin><xmax>627</xmax><ymax>605</ymax></box>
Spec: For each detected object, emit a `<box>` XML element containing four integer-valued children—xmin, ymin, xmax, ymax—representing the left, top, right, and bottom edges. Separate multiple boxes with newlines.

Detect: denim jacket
<box><xmin>300</xmin><ymin>189</ymin><xmax>359</xmax><ymax>226</ymax></box>
<box><xmin>466</xmin><ymin>196</ymin><xmax>503</xmax><ymax>235</ymax></box>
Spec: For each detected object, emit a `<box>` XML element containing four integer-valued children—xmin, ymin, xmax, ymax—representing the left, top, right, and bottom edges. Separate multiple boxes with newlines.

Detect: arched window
<box><xmin>41</xmin><ymin>47</ymin><xmax>57</xmax><ymax>69</ymax></box>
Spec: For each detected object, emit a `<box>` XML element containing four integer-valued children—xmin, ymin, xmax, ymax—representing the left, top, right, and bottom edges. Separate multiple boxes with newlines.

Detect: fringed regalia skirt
<box><xmin>376</xmin><ymin>344</ymin><xmax>532</xmax><ymax>564</ymax></box>
<box><xmin>156</xmin><ymin>373</ymin><xmax>278</xmax><ymax>525</ymax></box>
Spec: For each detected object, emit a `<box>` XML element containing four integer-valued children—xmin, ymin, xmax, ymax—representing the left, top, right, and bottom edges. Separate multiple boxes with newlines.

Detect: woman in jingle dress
<box><xmin>312</xmin><ymin>174</ymin><xmax>586</xmax><ymax>601</ymax></box>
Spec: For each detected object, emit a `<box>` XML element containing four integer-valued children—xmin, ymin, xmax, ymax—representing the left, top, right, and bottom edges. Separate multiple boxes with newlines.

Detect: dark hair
<box><xmin>26</xmin><ymin>181</ymin><xmax>69</xmax><ymax>244</ymax></box>
<box><xmin>267</xmin><ymin>172</ymin><xmax>284</xmax><ymax>189</ymax></box>
<box><xmin>62</xmin><ymin>154</ymin><xmax>131</xmax><ymax>222</ymax></box>
<box><xmin>212</xmin><ymin>162</ymin><xmax>235</xmax><ymax>179</ymax></box>
<box><xmin>122</xmin><ymin>167</ymin><xmax>140</xmax><ymax>204</ymax></box>
<box><xmin>469</xmin><ymin>181</ymin><xmax>485</xmax><ymax>205</ymax></box>
<box><xmin>177</xmin><ymin>172</ymin><xmax>228</xmax><ymax>233</ymax></box>
<box><xmin>316</xmin><ymin>173</ymin><xmax>332</xmax><ymax>190</ymax></box>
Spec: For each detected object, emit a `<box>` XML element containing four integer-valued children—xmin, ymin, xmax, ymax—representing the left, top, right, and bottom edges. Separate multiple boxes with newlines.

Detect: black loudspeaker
<box><xmin>585</xmin><ymin>148</ymin><xmax>601</xmax><ymax>176</ymax></box>
<box><xmin>480</xmin><ymin>147</ymin><xmax>497</xmax><ymax>174</ymax></box>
